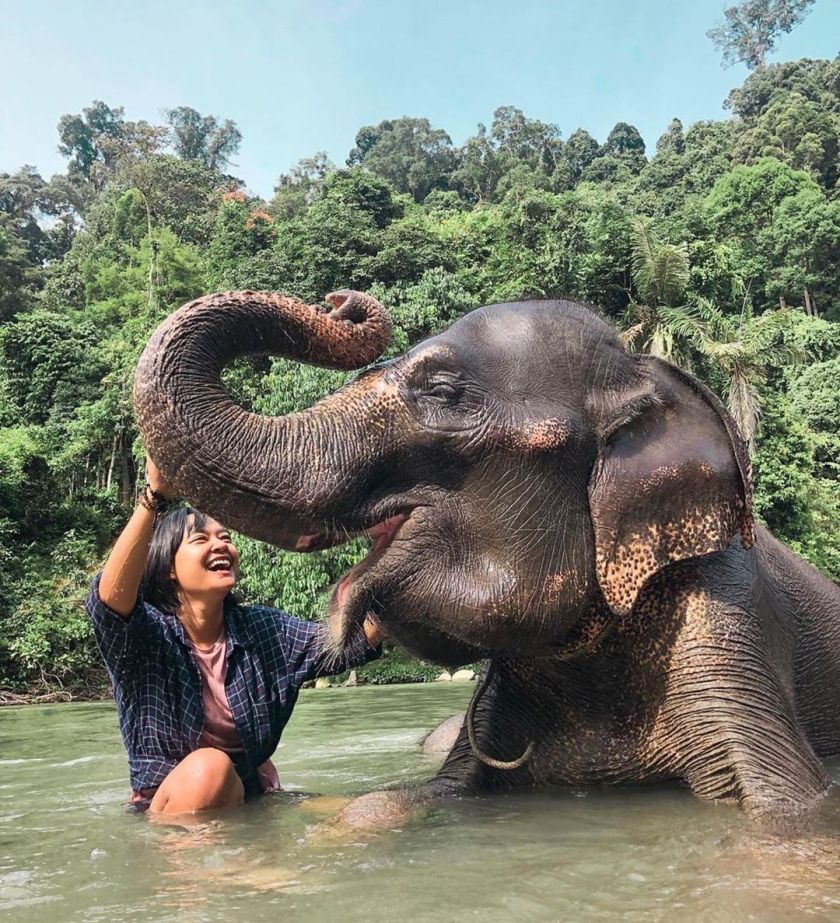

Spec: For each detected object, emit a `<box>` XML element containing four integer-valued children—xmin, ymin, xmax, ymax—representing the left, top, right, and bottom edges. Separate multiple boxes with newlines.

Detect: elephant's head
<box><xmin>134</xmin><ymin>291</ymin><xmax>753</xmax><ymax>664</ymax></box>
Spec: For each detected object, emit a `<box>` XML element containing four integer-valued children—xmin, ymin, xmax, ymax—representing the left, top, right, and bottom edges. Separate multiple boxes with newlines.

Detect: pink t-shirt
<box><xmin>191</xmin><ymin>639</ymin><xmax>280</xmax><ymax>793</ymax></box>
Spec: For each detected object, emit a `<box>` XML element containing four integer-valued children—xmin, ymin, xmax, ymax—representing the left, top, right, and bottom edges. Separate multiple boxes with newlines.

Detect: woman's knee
<box><xmin>151</xmin><ymin>748</ymin><xmax>244</xmax><ymax>813</ymax></box>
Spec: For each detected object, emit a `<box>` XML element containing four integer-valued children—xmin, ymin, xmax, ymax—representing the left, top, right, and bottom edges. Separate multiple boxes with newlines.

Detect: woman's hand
<box><xmin>146</xmin><ymin>457</ymin><xmax>177</xmax><ymax>500</ymax></box>
<box><xmin>362</xmin><ymin>614</ymin><xmax>386</xmax><ymax>647</ymax></box>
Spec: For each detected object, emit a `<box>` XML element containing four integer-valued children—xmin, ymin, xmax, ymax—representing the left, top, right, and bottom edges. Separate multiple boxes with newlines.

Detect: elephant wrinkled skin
<box><xmin>134</xmin><ymin>289</ymin><xmax>840</xmax><ymax>830</ymax></box>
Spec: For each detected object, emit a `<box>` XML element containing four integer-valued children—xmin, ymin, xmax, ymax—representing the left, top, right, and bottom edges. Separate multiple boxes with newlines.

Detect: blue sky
<box><xmin>3</xmin><ymin>0</ymin><xmax>838</xmax><ymax>198</ymax></box>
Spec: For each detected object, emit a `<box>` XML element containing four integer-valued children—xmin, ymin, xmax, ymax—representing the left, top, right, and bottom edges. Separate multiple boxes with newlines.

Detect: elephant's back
<box><xmin>756</xmin><ymin>525</ymin><xmax>840</xmax><ymax>757</ymax></box>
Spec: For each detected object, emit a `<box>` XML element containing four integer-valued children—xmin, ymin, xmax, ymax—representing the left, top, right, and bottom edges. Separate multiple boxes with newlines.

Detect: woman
<box><xmin>85</xmin><ymin>459</ymin><xmax>382</xmax><ymax>815</ymax></box>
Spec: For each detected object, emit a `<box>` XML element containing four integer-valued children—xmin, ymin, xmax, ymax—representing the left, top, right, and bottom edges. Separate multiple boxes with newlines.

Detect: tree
<box><xmin>0</xmin><ymin>167</ymin><xmax>49</xmax><ymax>260</ymax></box>
<box><xmin>656</xmin><ymin>118</ymin><xmax>686</xmax><ymax>156</ymax></box>
<box><xmin>620</xmin><ymin>218</ymin><xmax>700</xmax><ymax>368</ymax></box>
<box><xmin>451</xmin><ymin>124</ymin><xmax>506</xmax><ymax>202</ymax></box>
<box><xmin>767</xmin><ymin>185</ymin><xmax>840</xmax><ymax>318</ymax></box>
<box><xmin>365</xmin><ymin>215</ymin><xmax>453</xmax><ymax>287</ymax></box>
<box><xmin>489</xmin><ymin>106</ymin><xmax>563</xmax><ymax>174</ymax></box>
<box><xmin>208</xmin><ymin>192</ymin><xmax>277</xmax><ymax>289</ymax></box>
<box><xmin>164</xmin><ymin>106</ymin><xmax>242</xmax><ymax>171</ymax></box>
<box><xmin>601</xmin><ymin>122</ymin><xmax>647</xmax><ymax>173</ymax></box>
<box><xmin>372</xmin><ymin>267</ymin><xmax>479</xmax><ymax>348</ymax></box>
<box><xmin>561</xmin><ymin>129</ymin><xmax>601</xmax><ymax>183</ymax></box>
<box><xmin>704</xmin><ymin>158</ymin><xmax>840</xmax><ymax>316</ymax></box>
<box><xmin>452</xmin><ymin>108</ymin><xmax>565</xmax><ymax>203</ymax></box>
<box><xmin>731</xmin><ymin>91</ymin><xmax>838</xmax><ymax>187</ymax></box>
<box><xmin>58</xmin><ymin>100</ymin><xmax>126</xmax><ymax>181</ymax></box>
<box><xmin>347</xmin><ymin>117</ymin><xmax>455</xmax><ymax>202</ymax></box>
<box><xmin>692</xmin><ymin>301</ymin><xmax>803</xmax><ymax>448</ymax></box>
<box><xmin>273</xmin><ymin>169</ymin><xmax>402</xmax><ymax>298</ymax></box>
<box><xmin>57</xmin><ymin>101</ymin><xmax>169</xmax><ymax>196</ymax></box>
<box><xmin>752</xmin><ymin>395</ymin><xmax>816</xmax><ymax>538</ymax></box>
<box><xmin>789</xmin><ymin>357</ymin><xmax>840</xmax><ymax>479</ymax></box>
<box><xmin>724</xmin><ymin>56</ymin><xmax>840</xmax><ymax>120</ymax></box>
<box><xmin>707</xmin><ymin>0</ymin><xmax>816</xmax><ymax>70</ymax></box>
<box><xmin>0</xmin><ymin>219</ymin><xmax>35</xmax><ymax>320</ymax></box>
<box><xmin>271</xmin><ymin>152</ymin><xmax>335</xmax><ymax>219</ymax></box>
<box><xmin>113</xmin><ymin>154</ymin><xmax>235</xmax><ymax>246</ymax></box>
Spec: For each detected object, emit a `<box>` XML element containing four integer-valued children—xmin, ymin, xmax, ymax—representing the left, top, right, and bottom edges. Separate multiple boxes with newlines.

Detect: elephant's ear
<box><xmin>587</xmin><ymin>356</ymin><xmax>754</xmax><ymax>616</ymax></box>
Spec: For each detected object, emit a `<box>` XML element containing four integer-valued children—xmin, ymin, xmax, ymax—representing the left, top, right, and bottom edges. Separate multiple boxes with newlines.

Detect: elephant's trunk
<box><xmin>133</xmin><ymin>290</ymin><xmax>392</xmax><ymax>546</ymax></box>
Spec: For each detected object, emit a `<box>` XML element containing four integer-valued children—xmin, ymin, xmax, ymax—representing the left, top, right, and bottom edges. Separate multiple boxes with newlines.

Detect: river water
<box><xmin>1</xmin><ymin>685</ymin><xmax>839</xmax><ymax>922</ymax></box>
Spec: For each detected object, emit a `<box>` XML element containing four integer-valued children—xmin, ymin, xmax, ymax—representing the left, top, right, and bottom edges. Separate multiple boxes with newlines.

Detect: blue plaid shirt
<box><xmin>86</xmin><ymin>574</ymin><xmax>380</xmax><ymax>795</ymax></box>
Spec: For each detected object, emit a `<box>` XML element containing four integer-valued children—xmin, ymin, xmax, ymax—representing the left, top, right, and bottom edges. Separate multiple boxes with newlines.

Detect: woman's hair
<box><xmin>141</xmin><ymin>506</ymin><xmax>237</xmax><ymax>613</ymax></box>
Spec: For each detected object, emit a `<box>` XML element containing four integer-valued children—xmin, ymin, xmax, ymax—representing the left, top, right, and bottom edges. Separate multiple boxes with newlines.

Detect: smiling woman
<box><xmin>85</xmin><ymin>458</ymin><xmax>383</xmax><ymax>815</ymax></box>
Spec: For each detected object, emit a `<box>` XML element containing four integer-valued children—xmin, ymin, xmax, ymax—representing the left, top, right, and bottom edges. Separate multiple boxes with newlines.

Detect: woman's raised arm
<box><xmin>99</xmin><ymin>459</ymin><xmax>175</xmax><ymax>617</ymax></box>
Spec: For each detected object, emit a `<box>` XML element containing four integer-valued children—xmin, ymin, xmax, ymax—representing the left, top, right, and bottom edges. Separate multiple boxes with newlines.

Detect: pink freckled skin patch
<box><xmin>503</xmin><ymin>418</ymin><xmax>572</xmax><ymax>453</ymax></box>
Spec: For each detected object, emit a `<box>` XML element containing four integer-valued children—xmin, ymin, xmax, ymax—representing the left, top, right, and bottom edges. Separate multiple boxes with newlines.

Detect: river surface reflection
<box><xmin>1</xmin><ymin>685</ymin><xmax>839</xmax><ymax>922</ymax></box>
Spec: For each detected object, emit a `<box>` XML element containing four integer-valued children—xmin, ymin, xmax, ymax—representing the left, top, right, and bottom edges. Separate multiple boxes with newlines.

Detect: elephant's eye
<box><xmin>422</xmin><ymin>378</ymin><xmax>460</xmax><ymax>405</ymax></box>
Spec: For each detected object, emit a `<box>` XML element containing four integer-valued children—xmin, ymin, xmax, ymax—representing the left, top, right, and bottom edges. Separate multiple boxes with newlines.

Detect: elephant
<box><xmin>134</xmin><ymin>289</ymin><xmax>840</xmax><ymax>831</ymax></box>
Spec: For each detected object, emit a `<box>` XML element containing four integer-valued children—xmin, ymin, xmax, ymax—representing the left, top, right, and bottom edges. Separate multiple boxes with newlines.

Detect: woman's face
<box><xmin>171</xmin><ymin>516</ymin><xmax>240</xmax><ymax>600</ymax></box>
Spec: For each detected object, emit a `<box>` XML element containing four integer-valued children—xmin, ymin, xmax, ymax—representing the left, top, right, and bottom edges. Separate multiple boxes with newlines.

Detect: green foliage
<box><xmin>57</xmin><ymin>100</ymin><xmax>127</xmax><ymax>180</ymax></box>
<box><xmin>452</xmin><ymin>107</ymin><xmax>565</xmax><ymax>203</ymax></box>
<box><xmin>374</xmin><ymin>267</ymin><xmax>480</xmax><ymax>349</ymax></box>
<box><xmin>271</xmin><ymin>152</ymin><xmax>334</xmax><ymax>220</ymax></box>
<box><xmin>235</xmin><ymin>533</ymin><xmax>365</xmax><ymax>621</ymax></box>
<box><xmin>752</xmin><ymin>392</ymin><xmax>840</xmax><ymax>579</ymax></box>
<box><xmin>753</xmin><ymin>393</ymin><xmax>816</xmax><ymax>543</ymax></box>
<box><xmin>357</xmin><ymin>645</ymin><xmax>442</xmax><ymax>685</ymax></box>
<box><xmin>707</xmin><ymin>1</ymin><xmax>816</xmax><ymax>70</ymax></box>
<box><xmin>788</xmin><ymin>358</ymin><xmax>840</xmax><ymax>479</ymax></box>
<box><xmin>5</xmin><ymin>530</ymin><xmax>104</xmax><ymax>690</ymax></box>
<box><xmin>601</xmin><ymin>122</ymin><xmax>647</xmax><ymax>174</ymax></box>
<box><xmin>0</xmin><ymin>310</ymin><xmax>103</xmax><ymax>424</ymax></box>
<box><xmin>3</xmin><ymin>57</ymin><xmax>840</xmax><ymax>692</ymax></box>
<box><xmin>208</xmin><ymin>195</ymin><xmax>277</xmax><ymax>289</ymax></box>
<box><xmin>0</xmin><ymin>217</ymin><xmax>36</xmax><ymax>319</ymax></box>
<box><xmin>703</xmin><ymin>158</ymin><xmax>840</xmax><ymax>317</ymax></box>
<box><xmin>732</xmin><ymin>92</ymin><xmax>838</xmax><ymax>185</ymax></box>
<box><xmin>164</xmin><ymin>106</ymin><xmax>242</xmax><ymax>171</ymax></box>
<box><xmin>725</xmin><ymin>56</ymin><xmax>840</xmax><ymax>120</ymax></box>
<box><xmin>348</xmin><ymin>117</ymin><xmax>456</xmax><ymax>202</ymax></box>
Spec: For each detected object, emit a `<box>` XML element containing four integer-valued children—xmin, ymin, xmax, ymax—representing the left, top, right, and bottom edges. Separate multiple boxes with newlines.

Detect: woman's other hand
<box><xmin>146</xmin><ymin>457</ymin><xmax>177</xmax><ymax>500</ymax></box>
<box><xmin>363</xmin><ymin>614</ymin><xmax>385</xmax><ymax>647</ymax></box>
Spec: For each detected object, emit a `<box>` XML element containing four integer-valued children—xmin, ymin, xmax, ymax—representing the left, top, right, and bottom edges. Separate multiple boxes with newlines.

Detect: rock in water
<box><xmin>434</xmin><ymin>671</ymin><xmax>452</xmax><ymax>682</ymax></box>
<box><xmin>451</xmin><ymin>669</ymin><xmax>476</xmax><ymax>682</ymax></box>
<box><xmin>314</xmin><ymin>677</ymin><xmax>331</xmax><ymax>689</ymax></box>
<box><xmin>421</xmin><ymin>712</ymin><xmax>466</xmax><ymax>755</ymax></box>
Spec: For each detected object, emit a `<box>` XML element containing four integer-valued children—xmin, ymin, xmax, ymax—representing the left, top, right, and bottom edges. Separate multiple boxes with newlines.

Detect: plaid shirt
<box><xmin>86</xmin><ymin>574</ymin><xmax>380</xmax><ymax>795</ymax></box>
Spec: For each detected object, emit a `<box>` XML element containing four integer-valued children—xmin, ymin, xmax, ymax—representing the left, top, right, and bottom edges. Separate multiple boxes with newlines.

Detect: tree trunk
<box><xmin>119</xmin><ymin>437</ymin><xmax>134</xmax><ymax>508</ymax></box>
<box><xmin>105</xmin><ymin>435</ymin><xmax>118</xmax><ymax>492</ymax></box>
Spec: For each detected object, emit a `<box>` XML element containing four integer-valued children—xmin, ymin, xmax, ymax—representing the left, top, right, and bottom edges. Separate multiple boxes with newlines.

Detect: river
<box><xmin>1</xmin><ymin>685</ymin><xmax>839</xmax><ymax>921</ymax></box>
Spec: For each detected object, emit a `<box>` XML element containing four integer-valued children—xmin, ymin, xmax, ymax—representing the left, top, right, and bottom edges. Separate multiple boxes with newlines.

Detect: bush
<box><xmin>357</xmin><ymin>644</ymin><xmax>442</xmax><ymax>685</ymax></box>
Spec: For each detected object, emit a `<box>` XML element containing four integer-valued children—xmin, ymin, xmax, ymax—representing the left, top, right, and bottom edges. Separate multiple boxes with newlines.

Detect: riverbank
<box><xmin>0</xmin><ymin>648</ymin><xmax>477</xmax><ymax>705</ymax></box>
<box><xmin>0</xmin><ymin>685</ymin><xmax>112</xmax><ymax>706</ymax></box>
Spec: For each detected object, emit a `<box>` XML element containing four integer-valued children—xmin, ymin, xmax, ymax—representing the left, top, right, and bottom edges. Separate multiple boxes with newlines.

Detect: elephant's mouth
<box><xmin>322</xmin><ymin>512</ymin><xmax>410</xmax><ymax>644</ymax></box>
<box><xmin>293</xmin><ymin>511</ymin><xmax>411</xmax><ymax>644</ymax></box>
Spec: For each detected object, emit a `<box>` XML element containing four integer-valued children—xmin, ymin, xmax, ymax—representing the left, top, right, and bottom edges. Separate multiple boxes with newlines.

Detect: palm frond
<box><xmin>629</xmin><ymin>218</ymin><xmax>689</xmax><ymax>306</ymax></box>
<box><xmin>657</xmin><ymin>305</ymin><xmax>706</xmax><ymax>341</ymax></box>
<box><xmin>728</xmin><ymin>369</ymin><xmax>761</xmax><ymax>451</ymax></box>
<box><xmin>619</xmin><ymin>322</ymin><xmax>646</xmax><ymax>349</ymax></box>
<box><xmin>698</xmin><ymin>339</ymin><xmax>750</xmax><ymax>361</ymax></box>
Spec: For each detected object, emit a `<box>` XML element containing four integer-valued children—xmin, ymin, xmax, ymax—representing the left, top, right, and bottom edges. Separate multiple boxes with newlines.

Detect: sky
<box><xmin>2</xmin><ymin>0</ymin><xmax>839</xmax><ymax>198</ymax></box>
